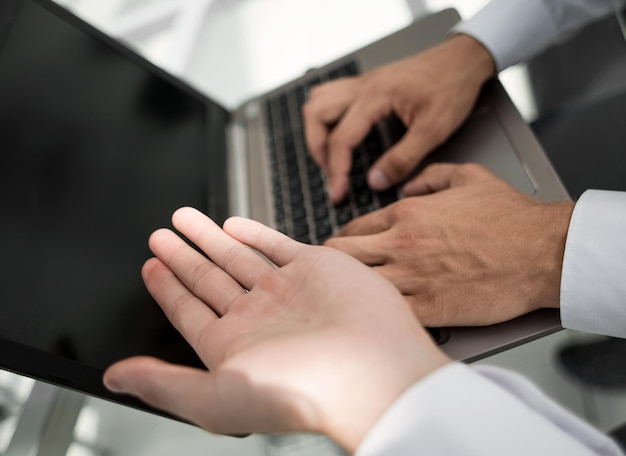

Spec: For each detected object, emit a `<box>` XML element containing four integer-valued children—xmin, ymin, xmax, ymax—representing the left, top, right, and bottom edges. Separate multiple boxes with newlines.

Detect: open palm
<box><xmin>104</xmin><ymin>208</ymin><xmax>448</xmax><ymax>452</ymax></box>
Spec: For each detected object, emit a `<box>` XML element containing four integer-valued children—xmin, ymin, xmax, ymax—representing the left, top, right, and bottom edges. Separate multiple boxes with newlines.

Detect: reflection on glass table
<box><xmin>0</xmin><ymin>371</ymin><xmax>35</xmax><ymax>454</ymax></box>
<box><xmin>0</xmin><ymin>367</ymin><xmax>268</xmax><ymax>456</ymax></box>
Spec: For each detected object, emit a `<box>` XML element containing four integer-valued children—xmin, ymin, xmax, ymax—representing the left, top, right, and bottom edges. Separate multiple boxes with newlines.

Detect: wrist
<box><xmin>537</xmin><ymin>201</ymin><xmax>576</xmax><ymax>310</ymax></box>
<box><xmin>445</xmin><ymin>33</ymin><xmax>496</xmax><ymax>85</ymax></box>
<box><xmin>321</xmin><ymin>342</ymin><xmax>452</xmax><ymax>453</ymax></box>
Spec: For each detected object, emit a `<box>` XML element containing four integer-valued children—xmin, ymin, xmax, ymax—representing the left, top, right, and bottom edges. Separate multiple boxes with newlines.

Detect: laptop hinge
<box><xmin>226</xmin><ymin>122</ymin><xmax>251</xmax><ymax>218</ymax></box>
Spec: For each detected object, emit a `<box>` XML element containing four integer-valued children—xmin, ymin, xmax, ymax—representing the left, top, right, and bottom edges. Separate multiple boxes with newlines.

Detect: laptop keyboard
<box><xmin>264</xmin><ymin>60</ymin><xmax>398</xmax><ymax>245</ymax></box>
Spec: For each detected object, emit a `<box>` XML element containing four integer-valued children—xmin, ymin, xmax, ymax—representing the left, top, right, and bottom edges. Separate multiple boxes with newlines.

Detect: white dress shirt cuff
<box><xmin>356</xmin><ymin>362</ymin><xmax>621</xmax><ymax>455</ymax></box>
<box><xmin>450</xmin><ymin>0</ymin><xmax>617</xmax><ymax>72</ymax></box>
<box><xmin>561</xmin><ymin>190</ymin><xmax>626</xmax><ymax>338</ymax></box>
<box><xmin>451</xmin><ymin>0</ymin><xmax>558</xmax><ymax>71</ymax></box>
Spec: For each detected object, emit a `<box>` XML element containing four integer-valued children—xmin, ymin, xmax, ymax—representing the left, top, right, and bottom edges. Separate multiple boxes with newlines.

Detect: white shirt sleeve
<box><xmin>560</xmin><ymin>190</ymin><xmax>626</xmax><ymax>338</ymax></box>
<box><xmin>356</xmin><ymin>363</ymin><xmax>623</xmax><ymax>456</ymax></box>
<box><xmin>452</xmin><ymin>0</ymin><xmax>619</xmax><ymax>71</ymax></box>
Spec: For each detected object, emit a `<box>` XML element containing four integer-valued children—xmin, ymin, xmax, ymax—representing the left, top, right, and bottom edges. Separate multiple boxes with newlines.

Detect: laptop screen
<box><xmin>0</xmin><ymin>0</ymin><xmax>230</xmax><ymax>391</ymax></box>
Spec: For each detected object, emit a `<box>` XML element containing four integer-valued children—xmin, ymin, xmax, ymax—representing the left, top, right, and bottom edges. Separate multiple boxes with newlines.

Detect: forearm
<box><xmin>356</xmin><ymin>363</ymin><xmax>623</xmax><ymax>455</ymax></box>
<box><xmin>452</xmin><ymin>0</ymin><xmax>618</xmax><ymax>71</ymax></box>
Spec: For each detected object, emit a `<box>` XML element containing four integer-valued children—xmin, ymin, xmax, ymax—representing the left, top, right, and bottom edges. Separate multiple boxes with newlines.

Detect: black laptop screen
<box><xmin>0</xmin><ymin>0</ymin><xmax>229</xmax><ymax>380</ymax></box>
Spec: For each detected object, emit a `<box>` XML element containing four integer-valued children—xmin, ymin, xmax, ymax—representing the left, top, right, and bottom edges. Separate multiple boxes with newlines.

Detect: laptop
<box><xmin>0</xmin><ymin>0</ymin><xmax>569</xmax><ymax>418</ymax></box>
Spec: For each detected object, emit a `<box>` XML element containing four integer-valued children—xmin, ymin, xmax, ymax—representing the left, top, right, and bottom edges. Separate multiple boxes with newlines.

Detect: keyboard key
<box><xmin>313</xmin><ymin>204</ymin><xmax>329</xmax><ymax>221</ymax></box>
<box><xmin>289</xmin><ymin>191</ymin><xmax>303</xmax><ymax>205</ymax></box>
<box><xmin>310</xmin><ymin>185</ymin><xmax>327</xmax><ymax>204</ymax></box>
<box><xmin>335</xmin><ymin>204</ymin><xmax>353</xmax><ymax>226</ymax></box>
<box><xmin>357</xmin><ymin>203</ymin><xmax>377</xmax><ymax>216</ymax></box>
<box><xmin>377</xmin><ymin>189</ymin><xmax>398</xmax><ymax>208</ymax></box>
<box><xmin>315</xmin><ymin>218</ymin><xmax>332</xmax><ymax>240</ymax></box>
<box><xmin>291</xmin><ymin>205</ymin><xmax>306</xmax><ymax>221</ymax></box>
<box><xmin>293</xmin><ymin>221</ymin><xmax>309</xmax><ymax>238</ymax></box>
<box><xmin>295</xmin><ymin>233</ymin><xmax>311</xmax><ymax>244</ymax></box>
<box><xmin>356</xmin><ymin>191</ymin><xmax>373</xmax><ymax>208</ymax></box>
<box><xmin>264</xmin><ymin>60</ymin><xmax>404</xmax><ymax>244</ymax></box>
<box><xmin>307</xmin><ymin>170</ymin><xmax>323</xmax><ymax>188</ymax></box>
<box><xmin>287</xmin><ymin>171</ymin><xmax>301</xmax><ymax>187</ymax></box>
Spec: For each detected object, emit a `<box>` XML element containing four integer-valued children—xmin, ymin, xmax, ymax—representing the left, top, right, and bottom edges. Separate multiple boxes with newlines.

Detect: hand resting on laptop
<box><xmin>302</xmin><ymin>34</ymin><xmax>495</xmax><ymax>204</ymax></box>
<box><xmin>325</xmin><ymin>163</ymin><xmax>575</xmax><ymax>327</ymax></box>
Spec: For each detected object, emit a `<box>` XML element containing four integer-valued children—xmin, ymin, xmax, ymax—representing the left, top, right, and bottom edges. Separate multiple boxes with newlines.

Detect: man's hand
<box><xmin>325</xmin><ymin>164</ymin><xmax>575</xmax><ymax>327</ymax></box>
<box><xmin>103</xmin><ymin>208</ymin><xmax>450</xmax><ymax>453</ymax></box>
<box><xmin>303</xmin><ymin>34</ymin><xmax>495</xmax><ymax>204</ymax></box>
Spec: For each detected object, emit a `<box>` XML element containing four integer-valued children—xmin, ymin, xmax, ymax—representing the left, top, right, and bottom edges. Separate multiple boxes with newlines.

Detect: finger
<box><xmin>324</xmin><ymin>235</ymin><xmax>387</xmax><ymax>266</ymax></box>
<box><xmin>303</xmin><ymin>117</ymin><xmax>329</xmax><ymax>170</ymax></box>
<box><xmin>104</xmin><ymin>357</ymin><xmax>229</xmax><ymax>433</ymax></box>
<box><xmin>401</xmin><ymin>163</ymin><xmax>491</xmax><ymax>196</ymax></box>
<box><xmin>223</xmin><ymin>216</ymin><xmax>308</xmax><ymax>267</ymax></box>
<box><xmin>303</xmin><ymin>79</ymin><xmax>358</xmax><ymax>170</ymax></box>
<box><xmin>171</xmin><ymin>208</ymin><xmax>274</xmax><ymax>290</ymax></box>
<box><xmin>335</xmin><ymin>207</ymin><xmax>392</xmax><ymax>237</ymax></box>
<box><xmin>142</xmin><ymin>256</ymin><xmax>225</xmax><ymax>341</ymax></box>
<box><xmin>326</xmin><ymin>97</ymin><xmax>392</xmax><ymax>203</ymax></box>
<box><xmin>145</xmin><ymin>234</ymin><xmax>245</xmax><ymax>329</ymax></box>
<box><xmin>105</xmin><ymin>357</ymin><xmax>296</xmax><ymax>436</ymax></box>
<box><xmin>147</xmin><ymin>229</ymin><xmax>246</xmax><ymax>317</ymax></box>
<box><xmin>401</xmin><ymin>163</ymin><xmax>459</xmax><ymax>196</ymax></box>
<box><xmin>367</xmin><ymin>125</ymin><xmax>439</xmax><ymax>191</ymax></box>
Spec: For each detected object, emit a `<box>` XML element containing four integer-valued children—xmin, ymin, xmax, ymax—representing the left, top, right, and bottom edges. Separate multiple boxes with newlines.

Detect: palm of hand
<box><xmin>104</xmin><ymin>209</ymin><xmax>445</xmax><ymax>452</ymax></box>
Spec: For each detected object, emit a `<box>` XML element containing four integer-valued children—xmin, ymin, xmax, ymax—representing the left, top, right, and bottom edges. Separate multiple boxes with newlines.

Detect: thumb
<box><xmin>401</xmin><ymin>163</ymin><xmax>491</xmax><ymax>196</ymax></box>
<box><xmin>366</xmin><ymin>128</ymin><xmax>434</xmax><ymax>191</ymax></box>
<box><xmin>104</xmin><ymin>357</ymin><xmax>223</xmax><ymax>431</ymax></box>
<box><xmin>104</xmin><ymin>357</ymin><xmax>304</xmax><ymax>436</ymax></box>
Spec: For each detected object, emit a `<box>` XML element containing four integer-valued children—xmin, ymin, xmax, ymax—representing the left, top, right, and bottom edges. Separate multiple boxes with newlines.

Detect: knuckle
<box><xmin>386</xmin><ymin>151</ymin><xmax>416</xmax><ymax>176</ymax></box>
<box><xmin>388</xmin><ymin>200</ymin><xmax>410</xmax><ymax>221</ymax></box>
<box><xmin>188</xmin><ymin>261</ymin><xmax>215</xmax><ymax>293</ymax></box>
<box><xmin>419</xmin><ymin>117</ymin><xmax>449</xmax><ymax>146</ymax></box>
<box><xmin>220</xmin><ymin>245</ymin><xmax>246</xmax><ymax>274</ymax></box>
<box><xmin>323</xmin><ymin>237</ymin><xmax>340</xmax><ymax>249</ymax></box>
<box><xmin>166</xmin><ymin>292</ymin><xmax>195</xmax><ymax>330</ymax></box>
<box><xmin>391</xmin><ymin>230</ymin><xmax>416</xmax><ymax>252</ymax></box>
<box><xmin>461</xmin><ymin>162</ymin><xmax>487</xmax><ymax>174</ymax></box>
<box><xmin>408</xmin><ymin>292</ymin><xmax>445</xmax><ymax>327</ymax></box>
<box><xmin>327</xmin><ymin>131</ymin><xmax>343</xmax><ymax>149</ymax></box>
<box><xmin>308</xmin><ymin>84</ymin><xmax>324</xmax><ymax>100</ymax></box>
<box><xmin>327</xmin><ymin>130</ymin><xmax>352</xmax><ymax>154</ymax></box>
<box><xmin>301</xmin><ymin>100</ymin><xmax>316</xmax><ymax>117</ymax></box>
<box><xmin>361</xmin><ymin>71</ymin><xmax>390</xmax><ymax>94</ymax></box>
<box><xmin>458</xmin><ymin>163</ymin><xmax>490</xmax><ymax>181</ymax></box>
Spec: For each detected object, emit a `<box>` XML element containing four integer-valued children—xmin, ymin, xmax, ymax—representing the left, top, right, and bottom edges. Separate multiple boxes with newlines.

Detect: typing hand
<box><xmin>103</xmin><ymin>208</ymin><xmax>449</xmax><ymax>453</ymax></box>
<box><xmin>302</xmin><ymin>35</ymin><xmax>495</xmax><ymax>204</ymax></box>
<box><xmin>325</xmin><ymin>164</ymin><xmax>574</xmax><ymax>327</ymax></box>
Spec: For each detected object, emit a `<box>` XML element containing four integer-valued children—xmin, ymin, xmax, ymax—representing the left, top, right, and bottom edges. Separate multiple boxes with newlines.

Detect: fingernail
<box><xmin>104</xmin><ymin>377</ymin><xmax>125</xmax><ymax>393</ymax></box>
<box><xmin>368</xmin><ymin>169</ymin><xmax>391</xmax><ymax>191</ymax></box>
<box><xmin>326</xmin><ymin>183</ymin><xmax>337</xmax><ymax>202</ymax></box>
